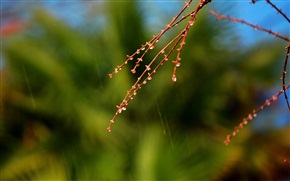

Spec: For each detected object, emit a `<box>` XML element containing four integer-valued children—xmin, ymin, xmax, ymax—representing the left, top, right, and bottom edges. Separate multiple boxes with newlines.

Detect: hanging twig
<box><xmin>107</xmin><ymin>0</ymin><xmax>212</xmax><ymax>132</ymax></box>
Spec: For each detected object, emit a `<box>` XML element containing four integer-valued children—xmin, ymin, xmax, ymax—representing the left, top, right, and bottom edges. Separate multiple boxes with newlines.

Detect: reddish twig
<box><xmin>209</xmin><ymin>10</ymin><xmax>290</xmax><ymax>42</ymax></box>
<box><xmin>107</xmin><ymin>0</ymin><xmax>212</xmax><ymax>132</ymax></box>
<box><xmin>211</xmin><ymin>7</ymin><xmax>290</xmax><ymax>144</ymax></box>
<box><xmin>224</xmin><ymin>83</ymin><xmax>290</xmax><ymax>145</ymax></box>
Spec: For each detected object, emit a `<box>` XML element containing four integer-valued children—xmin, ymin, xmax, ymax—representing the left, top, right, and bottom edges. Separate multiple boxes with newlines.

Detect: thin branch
<box><xmin>224</xmin><ymin>83</ymin><xmax>290</xmax><ymax>145</ymax></box>
<box><xmin>107</xmin><ymin>0</ymin><xmax>212</xmax><ymax>132</ymax></box>
<box><xmin>266</xmin><ymin>0</ymin><xmax>290</xmax><ymax>23</ymax></box>
<box><xmin>282</xmin><ymin>43</ymin><xmax>290</xmax><ymax>111</ymax></box>
<box><xmin>210</xmin><ymin>10</ymin><xmax>290</xmax><ymax>42</ymax></box>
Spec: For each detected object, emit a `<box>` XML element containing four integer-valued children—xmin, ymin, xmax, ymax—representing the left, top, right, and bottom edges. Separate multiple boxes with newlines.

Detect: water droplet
<box><xmin>137</xmin><ymin>58</ymin><xmax>143</xmax><ymax>62</ymax></box>
<box><xmin>108</xmin><ymin>74</ymin><xmax>113</xmax><ymax>78</ymax></box>
<box><xmin>176</xmin><ymin>62</ymin><xmax>181</xmax><ymax>67</ymax></box>
<box><xmin>143</xmin><ymin>80</ymin><xmax>147</xmax><ymax>84</ymax></box>
<box><xmin>131</xmin><ymin>69</ymin><xmax>136</xmax><ymax>74</ymax></box>
<box><xmin>107</xmin><ymin>127</ymin><xmax>111</xmax><ymax>132</ymax></box>
<box><xmin>253</xmin><ymin>113</ymin><xmax>257</xmax><ymax>117</ymax></box>
<box><xmin>141</xmin><ymin>47</ymin><xmax>145</xmax><ymax>50</ymax></box>
<box><xmin>122</xmin><ymin>107</ymin><xmax>126</xmax><ymax>111</ymax></box>
<box><xmin>248</xmin><ymin>114</ymin><xmax>253</xmax><ymax>120</ymax></box>
<box><xmin>114</xmin><ymin>68</ymin><xmax>118</xmax><ymax>73</ymax></box>
<box><xmin>126</xmin><ymin>55</ymin><xmax>133</xmax><ymax>60</ymax></box>
<box><xmin>172</xmin><ymin>75</ymin><xmax>177</xmax><ymax>82</ymax></box>
<box><xmin>164</xmin><ymin>56</ymin><xmax>168</xmax><ymax>61</ymax></box>
<box><xmin>123</xmin><ymin>100</ymin><xmax>128</xmax><ymax>105</ymax></box>
<box><xmin>149</xmin><ymin>45</ymin><xmax>154</xmax><ymax>50</ymax></box>
<box><xmin>110</xmin><ymin>120</ymin><xmax>114</xmax><ymax>123</ymax></box>
<box><xmin>136</xmin><ymin>49</ymin><xmax>140</xmax><ymax>54</ymax></box>
<box><xmin>148</xmin><ymin>76</ymin><xmax>152</xmax><ymax>81</ymax></box>
<box><xmin>189</xmin><ymin>20</ymin><xmax>194</xmax><ymax>26</ymax></box>
<box><xmin>239</xmin><ymin>123</ymin><xmax>244</xmax><ymax>129</ymax></box>
<box><xmin>146</xmin><ymin>65</ymin><xmax>151</xmax><ymax>71</ymax></box>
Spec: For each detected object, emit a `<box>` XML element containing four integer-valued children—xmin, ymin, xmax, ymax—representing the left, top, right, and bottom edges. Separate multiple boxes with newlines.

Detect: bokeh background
<box><xmin>1</xmin><ymin>1</ymin><xmax>290</xmax><ymax>180</ymax></box>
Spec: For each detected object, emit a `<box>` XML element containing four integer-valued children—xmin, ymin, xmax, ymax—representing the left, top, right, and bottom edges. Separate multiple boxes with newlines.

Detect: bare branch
<box><xmin>210</xmin><ymin>10</ymin><xmax>290</xmax><ymax>42</ymax></box>
<box><xmin>282</xmin><ymin>43</ymin><xmax>290</xmax><ymax>111</ymax></box>
<box><xmin>107</xmin><ymin>0</ymin><xmax>212</xmax><ymax>132</ymax></box>
<box><xmin>266</xmin><ymin>0</ymin><xmax>290</xmax><ymax>23</ymax></box>
<box><xmin>224</xmin><ymin>83</ymin><xmax>290</xmax><ymax>145</ymax></box>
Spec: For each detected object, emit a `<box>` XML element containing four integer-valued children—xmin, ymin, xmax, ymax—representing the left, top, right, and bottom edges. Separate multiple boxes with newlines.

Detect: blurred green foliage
<box><xmin>1</xmin><ymin>1</ymin><xmax>289</xmax><ymax>180</ymax></box>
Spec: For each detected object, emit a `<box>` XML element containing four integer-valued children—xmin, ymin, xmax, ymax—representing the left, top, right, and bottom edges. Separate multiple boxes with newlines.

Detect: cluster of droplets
<box><xmin>224</xmin><ymin>85</ymin><xmax>289</xmax><ymax>145</ymax></box>
<box><xmin>107</xmin><ymin>0</ymin><xmax>215</xmax><ymax>132</ymax></box>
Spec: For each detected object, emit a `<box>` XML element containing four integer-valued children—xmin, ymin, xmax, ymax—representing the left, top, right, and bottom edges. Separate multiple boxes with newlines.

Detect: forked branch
<box><xmin>107</xmin><ymin>0</ymin><xmax>212</xmax><ymax>132</ymax></box>
<box><xmin>108</xmin><ymin>0</ymin><xmax>289</xmax><ymax>150</ymax></box>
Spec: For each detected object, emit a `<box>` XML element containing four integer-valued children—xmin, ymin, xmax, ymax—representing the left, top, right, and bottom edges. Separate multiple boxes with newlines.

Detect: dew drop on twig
<box><xmin>172</xmin><ymin>75</ymin><xmax>177</xmax><ymax>82</ymax></box>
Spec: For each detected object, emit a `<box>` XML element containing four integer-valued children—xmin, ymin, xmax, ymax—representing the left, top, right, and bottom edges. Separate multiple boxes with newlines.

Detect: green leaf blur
<box><xmin>1</xmin><ymin>1</ymin><xmax>289</xmax><ymax>180</ymax></box>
